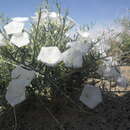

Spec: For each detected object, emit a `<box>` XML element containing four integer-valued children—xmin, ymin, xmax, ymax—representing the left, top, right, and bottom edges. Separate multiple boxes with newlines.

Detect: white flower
<box><xmin>97</xmin><ymin>65</ymin><xmax>120</xmax><ymax>81</ymax></box>
<box><xmin>86</xmin><ymin>30</ymin><xmax>100</xmax><ymax>42</ymax></box>
<box><xmin>4</xmin><ymin>21</ymin><xmax>24</xmax><ymax>35</ymax></box>
<box><xmin>78</xmin><ymin>31</ymin><xmax>89</xmax><ymax>38</ymax></box>
<box><xmin>49</xmin><ymin>12</ymin><xmax>58</xmax><ymax>18</ymax></box>
<box><xmin>32</xmin><ymin>10</ymin><xmax>59</xmax><ymax>24</ymax></box>
<box><xmin>103</xmin><ymin>56</ymin><xmax>118</xmax><ymax>66</ymax></box>
<box><xmin>116</xmin><ymin>76</ymin><xmax>128</xmax><ymax>88</ymax></box>
<box><xmin>12</xmin><ymin>17</ymin><xmax>29</xmax><ymax>22</ymax></box>
<box><xmin>32</xmin><ymin>9</ymin><xmax>48</xmax><ymax>23</ymax></box>
<box><xmin>11</xmin><ymin>65</ymin><xmax>35</xmax><ymax>84</ymax></box>
<box><xmin>80</xmin><ymin>84</ymin><xmax>102</xmax><ymax>109</ymax></box>
<box><xmin>32</xmin><ymin>10</ymin><xmax>75</xmax><ymax>28</ymax></box>
<box><xmin>37</xmin><ymin>47</ymin><xmax>62</xmax><ymax>66</ymax></box>
<box><xmin>66</xmin><ymin>41</ymin><xmax>91</xmax><ymax>55</ymax></box>
<box><xmin>48</xmin><ymin>12</ymin><xmax>61</xmax><ymax>25</ymax></box>
<box><xmin>6</xmin><ymin>64</ymin><xmax>35</xmax><ymax>106</ymax></box>
<box><xmin>5</xmin><ymin>79</ymin><xmax>29</xmax><ymax>106</ymax></box>
<box><xmin>0</xmin><ymin>33</ymin><xmax>6</xmax><ymax>46</ymax></box>
<box><xmin>62</xmin><ymin>48</ymin><xmax>83</xmax><ymax>68</ymax></box>
<box><xmin>66</xmin><ymin>42</ymin><xmax>74</xmax><ymax>48</ymax></box>
<box><xmin>10</xmin><ymin>32</ymin><xmax>29</xmax><ymax>47</ymax></box>
<box><xmin>95</xmin><ymin>40</ymin><xmax>111</xmax><ymax>56</ymax></box>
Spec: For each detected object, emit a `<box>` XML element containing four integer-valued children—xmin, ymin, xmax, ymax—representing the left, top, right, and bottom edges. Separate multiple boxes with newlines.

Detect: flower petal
<box><xmin>12</xmin><ymin>17</ymin><xmax>29</xmax><ymax>22</ymax></box>
<box><xmin>5</xmin><ymin>79</ymin><xmax>29</xmax><ymax>106</ymax></box>
<box><xmin>97</xmin><ymin>65</ymin><xmax>120</xmax><ymax>81</ymax></box>
<box><xmin>66</xmin><ymin>41</ymin><xmax>91</xmax><ymax>54</ymax></box>
<box><xmin>80</xmin><ymin>84</ymin><xmax>102</xmax><ymax>109</ymax></box>
<box><xmin>11</xmin><ymin>65</ymin><xmax>35</xmax><ymax>83</ymax></box>
<box><xmin>37</xmin><ymin>47</ymin><xmax>62</xmax><ymax>66</ymax></box>
<box><xmin>4</xmin><ymin>21</ymin><xmax>24</xmax><ymax>35</ymax></box>
<box><xmin>49</xmin><ymin>12</ymin><xmax>58</xmax><ymax>18</ymax></box>
<box><xmin>62</xmin><ymin>48</ymin><xmax>83</xmax><ymax>68</ymax></box>
<box><xmin>78</xmin><ymin>31</ymin><xmax>89</xmax><ymax>38</ymax></box>
<box><xmin>116</xmin><ymin>76</ymin><xmax>128</xmax><ymax>88</ymax></box>
<box><xmin>10</xmin><ymin>32</ymin><xmax>29</xmax><ymax>47</ymax></box>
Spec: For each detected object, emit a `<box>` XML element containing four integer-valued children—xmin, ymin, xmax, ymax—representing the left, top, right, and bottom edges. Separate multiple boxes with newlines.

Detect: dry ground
<box><xmin>0</xmin><ymin>66</ymin><xmax>130</xmax><ymax>130</ymax></box>
<box><xmin>0</xmin><ymin>89</ymin><xmax>130</xmax><ymax>130</ymax></box>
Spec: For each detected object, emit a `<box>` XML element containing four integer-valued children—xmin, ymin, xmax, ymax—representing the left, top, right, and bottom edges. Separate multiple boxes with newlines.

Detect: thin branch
<box><xmin>13</xmin><ymin>107</ymin><xmax>17</xmax><ymax>130</ymax></box>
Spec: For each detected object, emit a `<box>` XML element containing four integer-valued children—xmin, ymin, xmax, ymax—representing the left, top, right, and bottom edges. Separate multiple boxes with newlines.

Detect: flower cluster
<box><xmin>0</xmin><ymin>7</ymin><xmax>128</xmax><ymax>109</ymax></box>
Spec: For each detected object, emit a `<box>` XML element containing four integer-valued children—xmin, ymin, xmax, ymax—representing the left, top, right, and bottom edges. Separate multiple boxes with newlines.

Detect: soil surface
<box><xmin>1</xmin><ymin>66</ymin><xmax>130</xmax><ymax>130</ymax></box>
<box><xmin>0</xmin><ymin>90</ymin><xmax>130</xmax><ymax>130</ymax></box>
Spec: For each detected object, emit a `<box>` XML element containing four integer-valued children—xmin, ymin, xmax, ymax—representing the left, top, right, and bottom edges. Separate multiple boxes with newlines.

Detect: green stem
<box><xmin>32</xmin><ymin>8</ymin><xmax>42</xmax><ymax>65</ymax></box>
